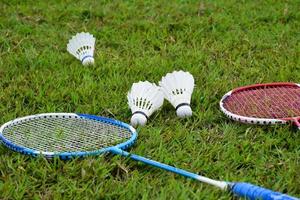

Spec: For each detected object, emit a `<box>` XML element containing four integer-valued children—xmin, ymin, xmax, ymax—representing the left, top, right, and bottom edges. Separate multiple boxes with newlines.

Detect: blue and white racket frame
<box><xmin>0</xmin><ymin>113</ymin><xmax>137</xmax><ymax>160</ymax></box>
<box><xmin>0</xmin><ymin>113</ymin><xmax>298</xmax><ymax>200</ymax></box>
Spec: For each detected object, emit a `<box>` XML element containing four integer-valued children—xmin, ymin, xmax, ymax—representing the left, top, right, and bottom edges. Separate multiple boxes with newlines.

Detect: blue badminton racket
<box><xmin>0</xmin><ymin>113</ymin><xmax>297</xmax><ymax>200</ymax></box>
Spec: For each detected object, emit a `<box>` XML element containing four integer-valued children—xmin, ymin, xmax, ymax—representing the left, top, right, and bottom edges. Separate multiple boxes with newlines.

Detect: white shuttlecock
<box><xmin>67</xmin><ymin>32</ymin><xmax>96</xmax><ymax>66</ymax></box>
<box><xmin>159</xmin><ymin>70</ymin><xmax>194</xmax><ymax>118</ymax></box>
<box><xmin>127</xmin><ymin>81</ymin><xmax>164</xmax><ymax>127</ymax></box>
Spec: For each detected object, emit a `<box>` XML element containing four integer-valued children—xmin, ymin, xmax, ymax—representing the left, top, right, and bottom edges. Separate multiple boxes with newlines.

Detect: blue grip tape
<box><xmin>231</xmin><ymin>182</ymin><xmax>299</xmax><ymax>200</ymax></box>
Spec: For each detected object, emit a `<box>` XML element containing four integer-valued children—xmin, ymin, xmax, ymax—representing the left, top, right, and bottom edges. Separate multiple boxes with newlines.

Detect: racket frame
<box><xmin>0</xmin><ymin>113</ymin><xmax>137</xmax><ymax>159</ymax></box>
<box><xmin>220</xmin><ymin>82</ymin><xmax>300</xmax><ymax>128</ymax></box>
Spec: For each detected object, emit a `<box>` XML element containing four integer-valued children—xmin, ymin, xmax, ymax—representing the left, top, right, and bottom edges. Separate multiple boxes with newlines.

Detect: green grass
<box><xmin>0</xmin><ymin>0</ymin><xmax>300</xmax><ymax>199</ymax></box>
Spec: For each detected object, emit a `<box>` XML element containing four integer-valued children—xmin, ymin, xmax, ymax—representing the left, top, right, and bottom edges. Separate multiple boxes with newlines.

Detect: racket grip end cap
<box><xmin>231</xmin><ymin>182</ymin><xmax>299</xmax><ymax>200</ymax></box>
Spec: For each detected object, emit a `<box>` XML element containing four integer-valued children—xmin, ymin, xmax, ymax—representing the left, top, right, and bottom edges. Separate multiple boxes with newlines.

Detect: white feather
<box><xmin>67</xmin><ymin>32</ymin><xmax>96</xmax><ymax>66</ymax></box>
<box><xmin>127</xmin><ymin>81</ymin><xmax>164</xmax><ymax>126</ymax></box>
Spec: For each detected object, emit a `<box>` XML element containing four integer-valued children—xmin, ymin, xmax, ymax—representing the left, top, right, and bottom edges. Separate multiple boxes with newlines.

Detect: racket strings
<box><xmin>2</xmin><ymin>117</ymin><xmax>132</xmax><ymax>153</ymax></box>
<box><xmin>223</xmin><ymin>86</ymin><xmax>300</xmax><ymax>118</ymax></box>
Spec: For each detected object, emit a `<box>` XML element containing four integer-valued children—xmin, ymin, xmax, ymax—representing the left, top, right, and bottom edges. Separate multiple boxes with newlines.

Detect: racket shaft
<box><xmin>110</xmin><ymin>147</ymin><xmax>227</xmax><ymax>190</ymax></box>
<box><xmin>231</xmin><ymin>182</ymin><xmax>298</xmax><ymax>200</ymax></box>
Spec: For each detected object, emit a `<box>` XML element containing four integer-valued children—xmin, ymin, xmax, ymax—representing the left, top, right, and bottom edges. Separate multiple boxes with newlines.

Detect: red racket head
<box><xmin>220</xmin><ymin>82</ymin><xmax>300</xmax><ymax>129</ymax></box>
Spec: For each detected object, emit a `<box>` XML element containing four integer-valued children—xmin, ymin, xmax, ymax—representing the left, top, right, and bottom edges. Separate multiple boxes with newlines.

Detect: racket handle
<box><xmin>231</xmin><ymin>182</ymin><xmax>298</xmax><ymax>200</ymax></box>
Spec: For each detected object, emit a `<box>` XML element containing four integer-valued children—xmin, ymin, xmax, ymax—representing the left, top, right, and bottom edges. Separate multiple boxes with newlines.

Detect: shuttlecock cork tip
<box><xmin>131</xmin><ymin>113</ymin><xmax>148</xmax><ymax>127</ymax></box>
<box><xmin>176</xmin><ymin>105</ymin><xmax>192</xmax><ymax>118</ymax></box>
<box><xmin>82</xmin><ymin>57</ymin><xmax>94</xmax><ymax>66</ymax></box>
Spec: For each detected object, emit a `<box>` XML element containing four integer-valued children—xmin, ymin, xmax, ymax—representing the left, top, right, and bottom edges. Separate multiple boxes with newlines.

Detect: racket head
<box><xmin>0</xmin><ymin>113</ymin><xmax>137</xmax><ymax>159</ymax></box>
<box><xmin>220</xmin><ymin>82</ymin><xmax>300</xmax><ymax>126</ymax></box>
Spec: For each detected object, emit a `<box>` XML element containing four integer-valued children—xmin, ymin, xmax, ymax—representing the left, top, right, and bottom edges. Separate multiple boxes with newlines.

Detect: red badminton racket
<box><xmin>220</xmin><ymin>82</ymin><xmax>300</xmax><ymax>129</ymax></box>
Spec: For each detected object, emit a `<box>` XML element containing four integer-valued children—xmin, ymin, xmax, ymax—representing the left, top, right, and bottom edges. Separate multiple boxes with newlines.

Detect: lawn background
<box><xmin>0</xmin><ymin>0</ymin><xmax>299</xmax><ymax>199</ymax></box>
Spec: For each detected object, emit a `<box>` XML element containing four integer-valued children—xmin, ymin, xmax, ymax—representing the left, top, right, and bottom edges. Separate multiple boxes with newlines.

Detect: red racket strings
<box><xmin>223</xmin><ymin>85</ymin><xmax>300</xmax><ymax>119</ymax></box>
